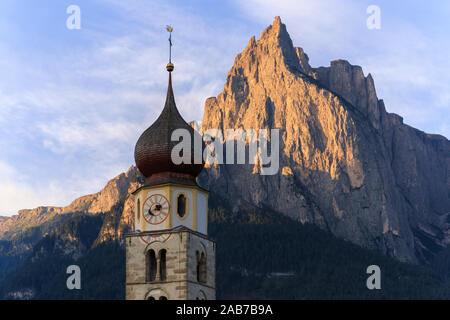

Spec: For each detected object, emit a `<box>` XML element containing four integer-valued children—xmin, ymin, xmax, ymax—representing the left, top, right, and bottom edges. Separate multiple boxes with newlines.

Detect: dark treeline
<box><xmin>0</xmin><ymin>193</ymin><xmax>448</xmax><ymax>299</ymax></box>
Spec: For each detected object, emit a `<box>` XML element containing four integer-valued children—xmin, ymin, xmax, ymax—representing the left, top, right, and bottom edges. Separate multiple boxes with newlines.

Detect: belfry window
<box><xmin>177</xmin><ymin>194</ymin><xmax>186</xmax><ymax>218</ymax></box>
<box><xmin>146</xmin><ymin>250</ymin><xmax>157</xmax><ymax>282</ymax></box>
<box><xmin>159</xmin><ymin>249</ymin><xmax>167</xmax><ymax>281</ymax></box>
<box><xmin>196</xmin><ymin>251</ymin><xmax>207</xmax><ymax>283</ymax></box>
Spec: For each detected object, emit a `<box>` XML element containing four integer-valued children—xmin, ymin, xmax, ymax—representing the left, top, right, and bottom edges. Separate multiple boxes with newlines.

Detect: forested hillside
<box><xmin>1</xmin><ymin>193</ymin><xmax>448</xmax><ymax>299</ymax></box>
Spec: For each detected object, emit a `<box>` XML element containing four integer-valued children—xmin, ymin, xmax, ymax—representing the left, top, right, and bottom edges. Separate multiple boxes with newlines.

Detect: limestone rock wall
<box><xmin>200</xmin><ymin>16</ymin><xmax>450</xmax><ymax>263</ymax></box>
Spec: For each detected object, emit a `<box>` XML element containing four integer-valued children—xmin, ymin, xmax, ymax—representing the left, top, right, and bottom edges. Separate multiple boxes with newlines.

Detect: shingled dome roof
<box><xmin>134</xmin><ymin>73</ymin><xmax>204</xmax><ymax>186</ymax></box>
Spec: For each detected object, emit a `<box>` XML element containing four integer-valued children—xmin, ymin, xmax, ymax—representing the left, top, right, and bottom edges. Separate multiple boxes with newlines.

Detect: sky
<box><xmin>0</xmin><ymin>0</ymin><xmax>449</xmax><ymax>215</ymax></box>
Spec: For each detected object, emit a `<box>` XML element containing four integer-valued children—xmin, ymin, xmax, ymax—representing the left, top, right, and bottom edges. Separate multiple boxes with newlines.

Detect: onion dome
<box><xmin>134</xmin><ymin>68</ymin><xmax>205</xmax><ymax>186</ymax></box>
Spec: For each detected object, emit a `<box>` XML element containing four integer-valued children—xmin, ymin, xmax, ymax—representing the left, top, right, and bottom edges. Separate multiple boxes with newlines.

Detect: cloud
<box><xmin>0</xmin><ymin>159</ymin><xmax>125</xmax><ymax>216</ymax></box>
<box><xmin>0</xmin><ymin>0</ymin><xmax>249</xmax><ymax>215</ymax></box>
<box><xmin>0</xmin><ymin>161</ymin><xmax>64</xmax><ymax>215</ymax></box>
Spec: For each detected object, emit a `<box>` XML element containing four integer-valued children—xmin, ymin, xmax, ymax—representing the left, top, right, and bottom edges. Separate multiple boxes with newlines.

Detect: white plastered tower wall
<box><xmin>132</xmin><ymin>184</ymin><xmax>208</xmax><ymax>234</ymax></box>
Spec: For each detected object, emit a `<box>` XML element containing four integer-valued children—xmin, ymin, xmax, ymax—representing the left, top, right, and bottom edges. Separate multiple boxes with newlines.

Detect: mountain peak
<box><xmin>256</xmin><ymin>16</ymin><xmax>301</xmax><ymax>72</ymax></box>
<box><xmin>202</xmin><ymin>18</ymin><xmax>450</xmax><ymax>264</ymax></box>
<box><xmin>260</xmin><ymin>16</ymin><xmax>288</xmax><ymax>40</ymax></box>
<box><xmin>273</xmin><ymin>15</ymin><xmax>282</xmax><ymax>26</ymax></box>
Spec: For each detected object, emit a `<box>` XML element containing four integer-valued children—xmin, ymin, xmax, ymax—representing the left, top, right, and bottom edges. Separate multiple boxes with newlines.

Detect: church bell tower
<box><xmin>125</xmin><ymin>27</ymin><xmax>215</xmax><ymax>300</ymax></box>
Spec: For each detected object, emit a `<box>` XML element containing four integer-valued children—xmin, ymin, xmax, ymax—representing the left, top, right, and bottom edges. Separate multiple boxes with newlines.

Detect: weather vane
<box><xmin>166</xmin><ymin>25</ymin><xmax>174</xmax><ymax>72</ymax></box>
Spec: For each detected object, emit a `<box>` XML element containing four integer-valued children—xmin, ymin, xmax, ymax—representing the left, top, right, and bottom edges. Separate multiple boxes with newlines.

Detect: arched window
<box><xmin>147</xmin><ymin>296</ymin><xmax>155</xmax><ymax>300</ymax></box>
<box><xmin>196</xmin><ymin>250</ymin><xmax>207</xmax><ymax>283</ymax></box>
<box><xmin>199</xmin><ymin>252</ymin><xmax>207</xmax><ymax>283</ymax></box>
<box><xmin>159</xmin><ymin>249</ymin><xmax>167</xmax><ymax>281</ymax></box>
<box><xmin>146</xmin><ymin>250</ymin><xmax>157</xmax><ymax>282</ymax></box>
<box><xmin>196</xmin><ymin>251</ymin><xmax>200</xmax><ymax>282</ymax></box>
<box><xmin>137</xmin><ymin>199</ymin><xmax>141</xmax><ymax>221</ymax></box>
<box><xmin>159</xmin><ymin>296</ymin><xmax>167</xmax><ymax>300</ymax></box>
<box><xmin>177</xmin><ymin>194</ymin><xmax>186</xmax><ymax>218</ymax></box>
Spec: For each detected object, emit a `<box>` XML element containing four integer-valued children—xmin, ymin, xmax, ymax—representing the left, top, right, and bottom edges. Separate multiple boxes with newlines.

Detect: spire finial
<box><xmin>166</xmin><ymin>25</ymin><xmax>174</xmax><ymax>72</ymax></box>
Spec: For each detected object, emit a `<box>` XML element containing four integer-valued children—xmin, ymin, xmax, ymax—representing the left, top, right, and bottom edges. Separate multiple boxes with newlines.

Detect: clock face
<box><xmin>140</xmin><ymin>233</ymin><xmax>171</xmax><ymax>244</ymax></box>
<box><xmin>142</xmin><ymin>194</ymin><xmax>170</xmax><ymax>225</ymax></box>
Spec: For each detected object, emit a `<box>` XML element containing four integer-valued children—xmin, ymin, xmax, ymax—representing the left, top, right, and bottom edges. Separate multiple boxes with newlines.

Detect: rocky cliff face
<box><xmin>200</xmin><ymin>16</ymin><xmax>450</xmax><ymax>263</ymax></box>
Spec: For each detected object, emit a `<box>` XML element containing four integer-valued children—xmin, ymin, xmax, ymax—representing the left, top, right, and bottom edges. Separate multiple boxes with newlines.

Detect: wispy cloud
<box><xmin>0</xmin><ymin>161</ymin><xmax>76</xmax><ymax>214</ymax></box>
<box><xmin>0</xmin><ymin>0</ymin><xmax>247</xmax><ymax>215</ymax></box>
